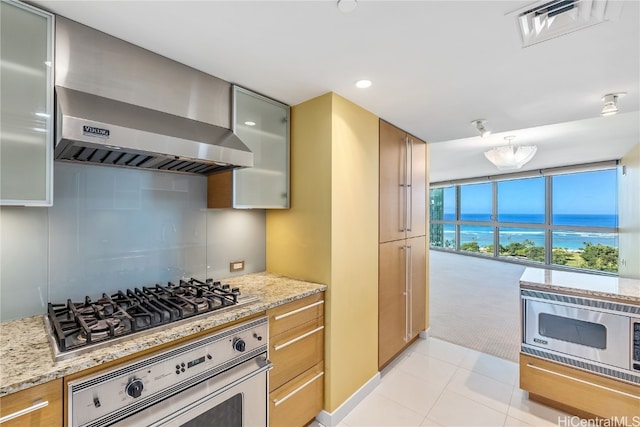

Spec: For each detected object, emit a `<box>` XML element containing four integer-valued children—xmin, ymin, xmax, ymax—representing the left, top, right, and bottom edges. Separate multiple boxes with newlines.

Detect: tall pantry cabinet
<box><xmin>378</xmin><ymin>119</ymin><xmax>428</xmax><ymax>369</ymax></box>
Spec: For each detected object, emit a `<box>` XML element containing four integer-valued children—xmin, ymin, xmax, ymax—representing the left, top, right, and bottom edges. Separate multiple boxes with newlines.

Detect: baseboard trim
<box><xmin>315</xmin><ymin>372</ymin><xmax>381</xmax><ymax>427</ymax></box>
<box><xmin>419</xmin><ymin>327</ymin><xmax>431</xmax><ymax>339</ymax></box>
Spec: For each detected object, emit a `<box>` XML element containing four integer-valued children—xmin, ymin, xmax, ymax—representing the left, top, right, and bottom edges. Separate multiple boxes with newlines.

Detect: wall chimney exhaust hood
<box><xmin>54</xmin><ymin>16</ymin><xmax>253</xmax><ymax>175</ymax></box>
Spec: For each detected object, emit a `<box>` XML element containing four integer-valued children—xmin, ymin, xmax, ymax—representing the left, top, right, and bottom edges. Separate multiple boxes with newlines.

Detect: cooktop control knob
<box><xmin>126</xmin><ymin>379</ymin><xmax>144</xmax><ymax>398</ymax></box>
<box><xmin>233</xmin><ymin>338</ymin><xmax>246</xmax><ymax>352</ymax></box>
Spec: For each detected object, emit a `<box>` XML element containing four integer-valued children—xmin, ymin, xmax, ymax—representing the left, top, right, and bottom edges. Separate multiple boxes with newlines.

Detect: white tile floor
<box><xmin>311</xmin><ymin>337</ymin><xmax>574</xmax><ymax>427</ymax></box>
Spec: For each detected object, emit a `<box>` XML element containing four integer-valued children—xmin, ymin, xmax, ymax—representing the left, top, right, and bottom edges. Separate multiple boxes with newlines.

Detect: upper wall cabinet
<box><xmin>0</xmin><ymin>0</ymin><xmax>54</xmax><ymax>206</ymax></box>
<box><xmin>208</xmin><ymin>86</ymin><xmax>290</xmax><ymax>209</ymax></box>
<box><xmin>379</xmin><ymin>120</ymin><xmax>426</xmax><ymax>243</ymax></box>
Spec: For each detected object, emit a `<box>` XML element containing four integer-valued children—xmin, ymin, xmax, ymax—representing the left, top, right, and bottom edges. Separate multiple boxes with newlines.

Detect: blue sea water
<box><xmin>440</xmin><ymin>214</ymin><xmax>618</xmax><ymax>250</ymax></box>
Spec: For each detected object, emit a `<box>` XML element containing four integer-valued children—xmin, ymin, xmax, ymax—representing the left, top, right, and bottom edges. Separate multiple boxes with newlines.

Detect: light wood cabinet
<box><xmin>379</xmin><ymin>120</ymin><xmax>426</xmax><ymax>243</ymax></box>
<box><xmin>0</xmin><ymin>0</ymin><xmax>54</xmax><ymax>206</ymax></box>
<box><xmin>520</xmin><ymin>353</ymin><xmax>640</xmax><ymax>422</ymax></box>
<box><xmin>378</xmin><ymin>119</ymin><xmax>427</xmax><ymax>369</ymax></box>
<box><xmin>269</xmin><ymin>361</ymin><xmax>324</xmax><ymax>427</ymax></box>
<box><xmin>208</xmin><ymin>86</ymin><xmax>290</xmax><ymax>209</ymax></box>
<box><xmin>268</xmin><ymin>293</ymin><xmax>324</xmax><ymax>427</ymax></box>
<box><xmin>378</xmin><ymin>236</ymin><xmax>426</xmax><ymax>368</ymax></box>
<box><xmin>0</xmin><ymin>379</ymin><xmax>62</xmax><ymax>427</ymax></box>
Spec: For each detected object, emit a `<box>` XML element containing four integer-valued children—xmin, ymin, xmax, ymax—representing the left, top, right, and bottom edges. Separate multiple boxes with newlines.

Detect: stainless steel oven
<box><xmin>67</xmin><ymin>316</ymin><xmax>271</xmax><ymax>427</ymax></box>
<box><xmin>521</xmin><ymin>289</ymin><xmax>640</xmax><ymax>385</ymax></box>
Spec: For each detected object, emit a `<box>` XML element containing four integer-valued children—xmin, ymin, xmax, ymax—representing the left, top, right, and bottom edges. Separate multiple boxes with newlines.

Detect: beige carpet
<box><xmin>428</xmin><ymin>250</ymin><xmax>525</xmax><ymax>362</ymax></box>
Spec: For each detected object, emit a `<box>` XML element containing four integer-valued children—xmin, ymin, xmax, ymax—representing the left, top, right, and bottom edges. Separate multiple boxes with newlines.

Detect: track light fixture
<box><xmin>600</xmin><ymin>93</ymin><xmax>625</xmax><ymax>117</ymax></box>
<box><xmin>471</xmin><ymin>119</ymin><xmax>491</xmax><ymax>138</ymax></box>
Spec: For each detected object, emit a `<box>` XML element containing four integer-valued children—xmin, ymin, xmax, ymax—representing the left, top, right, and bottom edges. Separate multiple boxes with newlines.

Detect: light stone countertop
<box><xmin>0</xmin><ymin>272</ymin><xmax>326</xmax><ymax>397</ymax></box>
<box><xmin>519</xmin><ymin>267</ymin><xmax>640</xmax><ymax>304</ymax></box>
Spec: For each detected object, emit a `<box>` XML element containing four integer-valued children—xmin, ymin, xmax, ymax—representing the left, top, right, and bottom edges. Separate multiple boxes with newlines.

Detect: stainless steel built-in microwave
<box><xmin>521</xmin><ymin>289</ymin><xmax>640</xmax><ymax>385</ymax></box>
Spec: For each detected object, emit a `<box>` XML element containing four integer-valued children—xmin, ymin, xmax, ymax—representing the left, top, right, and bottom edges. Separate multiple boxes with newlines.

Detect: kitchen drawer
<box><xmin>520</xmin><ymin>354</ymin><xmax>640</xmax><ymax>421</ymax></box>
<box><xmin>268</xmin><ymin>293</ymin><xmax>324</xmax><ymax>337</ymax></box>
<box><xmin>0</xmin><ymin>379</ymin><xmax>62</xmax><ymax>427</ymax></box>
<box><xmin>269</xmin><ymin>317</ymin><xmax>324</xmax><ymax>391</ymax></box>
<box><xmin>270</xmin><ymin>362</ymin><xmax>324</xmax><ymax>427</ymax></box>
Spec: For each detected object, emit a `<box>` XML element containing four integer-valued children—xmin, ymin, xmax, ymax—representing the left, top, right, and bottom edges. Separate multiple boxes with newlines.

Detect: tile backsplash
<box><xmin>0</xmin><ymin>162</ymin><xmax>266</xmax><ymax>322</ymax></box>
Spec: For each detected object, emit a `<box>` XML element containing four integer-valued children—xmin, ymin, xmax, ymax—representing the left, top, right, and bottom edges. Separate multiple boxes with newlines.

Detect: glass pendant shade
<box><xmin>484</xmin><ymin>144</ymin><xmax>537</xmax><ymax>170</ymax></box>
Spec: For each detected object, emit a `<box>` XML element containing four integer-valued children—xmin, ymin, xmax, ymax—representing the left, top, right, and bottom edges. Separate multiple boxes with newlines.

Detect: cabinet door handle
<box><xmin>405</xmin><ymin>136</ymin><xmax>410</xmax><ymax>233</ymax></box>
<box><xmin>273</xmin><ymin>326</ymin><xmax>324</xmax><ymax>351</ymax></box>
<box><xmin>0</xmin><ymin>400</ymin><xmax>49</xmax><ymax>423</ymax></box>
<box><xmin>273</xmin><ymin>371</ymin><xmax>324</xmax><ymax>407</ymax></box>
<box><xmin>407</xmin><ymin>244</ymin><xmax>413</xmax><ymax>338</ymax></box>
<box><xmin>407</xmin><ymin>138</ymin><xmax>413</xmax><ymax>232</ymax></box>
<box><xmin>526</xmin><ymin>363</ymin><xmax>640</xmax><ymax>400</ymax></box>
<box><xmin>273</xmin><ymin>300</ymin><xmax>324</xmax><ymax>321</ymax></box>
<box><xmin>403</xmin><ymin>245</ymin><xmax>410</xmax><ymax>342</ymax></box>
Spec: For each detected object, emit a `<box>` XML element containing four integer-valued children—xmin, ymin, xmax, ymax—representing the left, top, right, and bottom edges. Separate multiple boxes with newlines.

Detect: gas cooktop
<box><xmin>45</xmin><ymin>278</ymin><xmax>258</xmax><ymax>361</ymax></box>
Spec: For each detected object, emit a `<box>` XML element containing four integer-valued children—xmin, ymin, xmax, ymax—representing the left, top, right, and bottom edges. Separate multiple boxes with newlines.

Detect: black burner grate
<box><xmin>48</xmin><ymin>279</ymin><xmax>242</xmax><ymax>353</ymax></box>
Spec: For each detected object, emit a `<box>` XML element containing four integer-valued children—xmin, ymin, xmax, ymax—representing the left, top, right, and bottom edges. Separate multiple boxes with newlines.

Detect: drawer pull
<box><xmin>273</xmin><ymin>372</ymin><xmax>324</xmax><ymax>407</ymax></box>
<box><xmin>526</xmin><ymin>363</ymin><xmax>640</xmax><ymax>400</ymax></box>
<box><xmin>0</xmin><ymin>400</ymin><xmax>49</xmax><ymax>423</ymax></box>
<box><xmin>273</xmin><ymin>326</ymin><xmax>324</xmax><ymax>351</ymax></box>
<box><xmin>274</xmin><ymin>300</ymin><xmax>324</xmax><ymax>321</ymax></box>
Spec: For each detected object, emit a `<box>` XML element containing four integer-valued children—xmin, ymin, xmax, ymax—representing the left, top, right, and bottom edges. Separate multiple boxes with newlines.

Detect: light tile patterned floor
<box><xmin>310</xmin><ymin>337</ymin><xmax>574</xmax><ymax>427</ymax></box>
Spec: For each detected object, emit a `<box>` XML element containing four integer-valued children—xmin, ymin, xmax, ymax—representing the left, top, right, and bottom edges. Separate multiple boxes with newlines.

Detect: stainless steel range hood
<box><xmin>54</xmin><ymin>17</ymin><xmax>253</xmax><ymax>175</ymax></box>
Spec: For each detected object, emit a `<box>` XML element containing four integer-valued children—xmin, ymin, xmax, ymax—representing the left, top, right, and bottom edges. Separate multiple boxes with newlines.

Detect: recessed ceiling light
<box><xmin>337</xmin><ymin>0</ymin><xmax>357</xmax><ymax>13</ymax></box>
<box><xmin>244</xmin><ymin>121</ymin><xmax>256</xmax><ymax>126</ymax></box>
<box><xmin>355</xmin><ymin>79</ymin><xmax>372</xmax><ymax>89</ymax></box>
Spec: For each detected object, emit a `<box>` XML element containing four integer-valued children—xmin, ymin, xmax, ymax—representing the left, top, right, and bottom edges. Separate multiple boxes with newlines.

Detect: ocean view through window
<box><xmin>429</xmin><ymin>167</ymin><xmax>619</xmax><ymax>274</ymax></box>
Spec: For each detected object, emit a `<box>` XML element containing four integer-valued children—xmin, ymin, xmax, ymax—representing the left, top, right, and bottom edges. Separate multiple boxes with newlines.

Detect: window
<box><xmin>429</xmin><ymin>187</ymin><xmax>456</xmax><ymax>247</ymax></box>
<box><xmin>497</xmin><ymin>177</ymin><xmax>545</xmax><ymax>263</ymax></box>
<box><xmin>551</xmin><ymin>170</ymin><xmax>618</xmax><ymax>273</ymax></box>
<box><xmin>552</xmin><ymin>170</ymin><xmax>618</xmax><ymax>227</ymax></box>
<box><xmin>429</xmin><ymin>167</ymin><xmax>619</xmax><ymax>274</ymax></box>
<box><xmin>460</xmin><ymin>183</ymin><xmax>491</xmax><ymax>222</ymax></box>
<box><xmin>497</xmin><ymin>177</ymin><xmax>545</xmax><ymax>224</ymax></box>
<box><xmin>499</xmin><ymin>227</ymin><xmax>545</xmax><ymax>263</ymax></box>
<box><xmin>460</xmin><ymin>225</ymin><xmax>492</xmax><ymax>254</ymax></box>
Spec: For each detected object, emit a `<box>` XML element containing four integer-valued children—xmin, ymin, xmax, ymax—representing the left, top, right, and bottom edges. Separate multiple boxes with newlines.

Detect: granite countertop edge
<box><xmin>0</xmin><ymin>272</ymin><xmax>327</xmax><ymax>397</ymax></box>
<box><xmin>519</xmin><ymin>267</ymin><xmax>640</xmax><ymax>304</ymax></box>
<box><xmin>519</xmin><ymin>280</ymin><xmax>640</xmax><ymax>303</ymax></box>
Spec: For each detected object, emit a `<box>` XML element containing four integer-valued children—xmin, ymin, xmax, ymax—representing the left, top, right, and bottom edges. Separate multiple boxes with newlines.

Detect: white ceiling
<box><xmin>32</xmin><ymin>0</ymin><xmax>640</xmax><ymax>182</ymax></box>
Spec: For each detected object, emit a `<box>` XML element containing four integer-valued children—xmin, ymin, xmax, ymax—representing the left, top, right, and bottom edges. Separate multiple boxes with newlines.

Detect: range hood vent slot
<box><xmin>513</xmin><ymin>0</ymin><xmax>623</xmax><ymax>47</ymax></box>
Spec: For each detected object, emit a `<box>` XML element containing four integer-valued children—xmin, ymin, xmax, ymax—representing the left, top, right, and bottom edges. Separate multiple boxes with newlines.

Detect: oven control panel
<box><xmin>68</xmin><ymin>316</ymin><xmax>268</xmax><ymax>427</ymax></box>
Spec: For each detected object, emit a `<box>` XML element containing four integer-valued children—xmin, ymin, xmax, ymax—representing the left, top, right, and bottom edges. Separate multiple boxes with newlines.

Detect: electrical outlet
<box><xmin>230</xmin><ymin>261</ymin><xmax>245</xmax><ymax>272</ymax></box>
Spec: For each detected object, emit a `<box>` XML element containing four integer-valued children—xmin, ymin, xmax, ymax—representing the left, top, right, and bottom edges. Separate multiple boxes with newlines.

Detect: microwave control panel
<box><xmin>633</xmin><ymin>321</ymin><xmax>640</xmax><ymax>371</ymax></box>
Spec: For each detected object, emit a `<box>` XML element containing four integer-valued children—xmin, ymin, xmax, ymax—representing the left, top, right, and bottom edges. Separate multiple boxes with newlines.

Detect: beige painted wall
<box><xmin>618</xmin><ymin>143</ymin><xmax>640</xmax><ymax>279</ymax></box>
<box><xmin>266</xmin><ymin>93</ymin><xmax>332</xmax><ymax>285</ymax></box>
<box><xmin>266</xmin><ymin>93</ymin><xmax>379</xmax><ymax>412</ymax></box>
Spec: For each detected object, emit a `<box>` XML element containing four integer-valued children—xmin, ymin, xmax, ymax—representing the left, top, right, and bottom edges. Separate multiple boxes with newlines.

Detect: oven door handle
<box><xmin>258</xmin><ymin>357</ymin><xmax>274</xmax><ymax>370</ymax></box>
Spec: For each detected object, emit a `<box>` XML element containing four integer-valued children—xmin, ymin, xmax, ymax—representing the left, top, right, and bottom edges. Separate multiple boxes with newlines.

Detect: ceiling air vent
<box><xmin>514</xmin><ymin>0</ymin><xmax>623</xmax><ymax>47</ymax></box>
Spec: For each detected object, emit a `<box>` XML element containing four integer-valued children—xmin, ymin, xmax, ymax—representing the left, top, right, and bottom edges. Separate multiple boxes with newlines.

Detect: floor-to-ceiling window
<box><xmin>429</xmin><ymin>164</ymin><xmax>619</xmax><ymax>274</ymax></box>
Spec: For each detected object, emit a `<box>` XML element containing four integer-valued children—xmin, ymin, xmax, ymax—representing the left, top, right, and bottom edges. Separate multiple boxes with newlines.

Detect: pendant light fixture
<box><xmin>484</xmin><ymin>136</ymin><xmax>537</xmax><ymax>171</ymax></box>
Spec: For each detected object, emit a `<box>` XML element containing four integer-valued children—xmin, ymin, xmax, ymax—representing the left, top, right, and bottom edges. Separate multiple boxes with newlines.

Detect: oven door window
<box><xmin>180</xmin><ymin>393</ymin><xmax>242</xmax><ymax>427</ymax></box>
<box><xmin>539</xmin><ymin>313</ymin><xmax>606</xmax><ymax>349</ymax></box>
